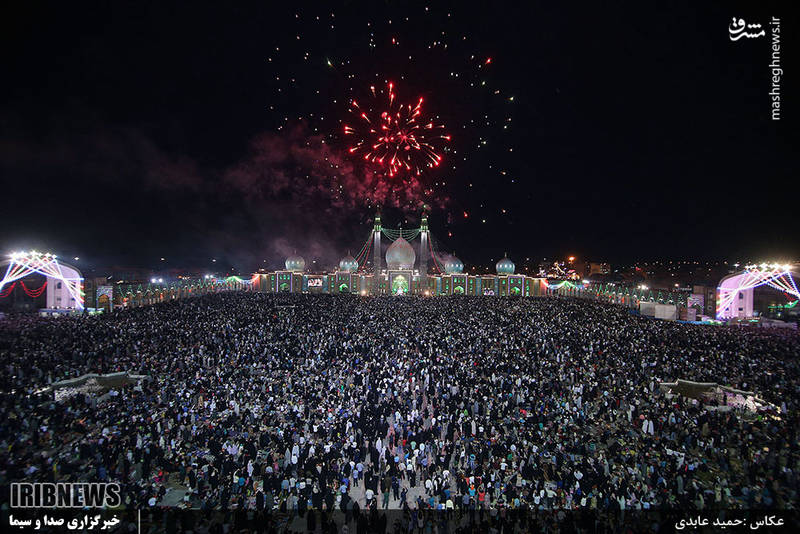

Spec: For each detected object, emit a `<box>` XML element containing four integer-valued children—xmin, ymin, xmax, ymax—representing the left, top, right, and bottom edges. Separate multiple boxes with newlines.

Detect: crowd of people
<box><xmin>1</xmin><ymin>292</ymin><xmax>798</xmax><ymax>522</ymax></box>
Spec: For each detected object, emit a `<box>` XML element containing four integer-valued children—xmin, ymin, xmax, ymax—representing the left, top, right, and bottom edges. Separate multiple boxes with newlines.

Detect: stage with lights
<box><xmin>717</xmin><ymin>263</ymin><xmax>799</xmax><ymax>320</ymax></box>
<box><xmin>0</xmin><ymin>251</ymin><xmax>84</xmax><ymax>312</ymax></box>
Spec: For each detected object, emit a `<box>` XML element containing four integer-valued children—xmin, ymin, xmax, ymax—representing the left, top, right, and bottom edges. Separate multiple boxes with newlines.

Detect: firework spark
<box><xmin>343</xmin><ymin>82</ymin><xmax>450</xmax><ymax>178</ymax></box>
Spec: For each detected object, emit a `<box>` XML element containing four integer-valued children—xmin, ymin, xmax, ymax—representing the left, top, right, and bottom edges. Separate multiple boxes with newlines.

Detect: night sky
<box><xmin>1</xmin><ymin>1</ymin><xmax>796</xmax><ymax>274</ymax></box>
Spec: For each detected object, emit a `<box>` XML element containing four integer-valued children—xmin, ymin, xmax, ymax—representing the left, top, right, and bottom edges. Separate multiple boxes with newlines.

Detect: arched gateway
<box><xmin>0</xmin><ymin>251</ymin><xmax>84</xmax><ymax>310</ymax></box>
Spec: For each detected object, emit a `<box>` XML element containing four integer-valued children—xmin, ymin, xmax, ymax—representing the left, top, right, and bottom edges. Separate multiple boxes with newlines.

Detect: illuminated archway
<box><xmin>0</xmin><ymin>251</ymin><xmax>83</xmax><ymax>310</ymax></box>
<box><xmin>97</xmin><ymin>293</ymin><xmax>111</xmax><ymax>312</ymax></box>
<box><xmin>339</xmin><ymin>283</ymin><xmax>349</xmax><ymax>293</ymax></box>
<box><xmin>510</xmin><ymin>286</ymin><xmax>521</xmax><ymax>296</ymax></box>
<box><xmin>453</xmin><ymin>286</ymin><xmax>465</xmax><ymax>294</ymax></box>
<box><xmin>391</xmin><ymin>275</ymin><xmax>409</xmax><ymax>295</ymax></box>
<box><xmin>717</xmin><ymin>264</ymin><xmax>799</xmax><ymax>319</ymax></box>
<box><xmin>279</xmin><ymin>282</ymin><xmax>290</xmax><ymax>292</ymax></box>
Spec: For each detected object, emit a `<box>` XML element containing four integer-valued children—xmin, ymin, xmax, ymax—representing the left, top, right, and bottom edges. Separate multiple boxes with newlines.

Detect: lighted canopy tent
<box><xmin>717</xmin><ymin>264</ymin><xmax>799</xmax><ymax>320</ymax></box>
<box><xmin>0</xmin><ymin>251</ymin><xmax>84</xmax><ymax>310</ymax></box>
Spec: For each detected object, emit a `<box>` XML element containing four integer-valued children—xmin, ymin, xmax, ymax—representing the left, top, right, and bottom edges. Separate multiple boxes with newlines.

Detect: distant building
<box><xmin>251</xmin><ymin>214</ymin><xmax>547</xmax><ymax>297</ymax></box>
<box><xmin>692</xmin><ymin>285</ymin><xmax>717</xmax><ymax>318</ymax></box>
<box><xmin>589</xmin><ymin>262</ymin><xmax>611</xmax><ymax>276</ymax></box>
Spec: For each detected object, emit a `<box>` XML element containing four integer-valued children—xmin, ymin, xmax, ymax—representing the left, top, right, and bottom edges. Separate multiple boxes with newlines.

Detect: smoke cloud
<box><xmin>0</xmin><ymin>119</ymin><xmax>449</xmax><ymax>271</ymax></box>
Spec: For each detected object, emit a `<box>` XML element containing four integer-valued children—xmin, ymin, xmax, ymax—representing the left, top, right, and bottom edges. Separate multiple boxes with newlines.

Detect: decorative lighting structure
<box><xmin>0</xmin><ymin>251</ymin><xmax>84</xmax><ymax>310</ymax></box>
<box><xmin>546</xmin><ymin>281</ymin><xmax>578</xmax><ymax>291</ymax></box>
<box><xmin>716</xmin><ymin>263</ymin><xmax>799</xmax><ymax>320</ymax></box>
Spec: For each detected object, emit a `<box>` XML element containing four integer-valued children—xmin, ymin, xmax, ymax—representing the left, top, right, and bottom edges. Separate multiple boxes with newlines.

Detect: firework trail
<box><xmin>343</xmin><ymin>82</ymin><xmax>451</xmax><ymax>178</ymax></box>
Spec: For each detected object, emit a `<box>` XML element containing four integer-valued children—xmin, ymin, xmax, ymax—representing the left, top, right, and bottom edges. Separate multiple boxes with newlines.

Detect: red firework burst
<box><xmin>343</xmin><ymin>82</ymin><xmax>450</xmax><ymax>178</ymax></box>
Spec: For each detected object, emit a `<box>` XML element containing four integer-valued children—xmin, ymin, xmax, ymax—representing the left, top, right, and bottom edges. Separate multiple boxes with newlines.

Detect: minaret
<box><xmin>419</xmin><ymin>213</ymin><xmax>429</xmax><ymax>274</ymax></box>
<box><xmin>372</xmin><ymin>212</ymin><xmax>382</xmax><ymax>273</ymax></box>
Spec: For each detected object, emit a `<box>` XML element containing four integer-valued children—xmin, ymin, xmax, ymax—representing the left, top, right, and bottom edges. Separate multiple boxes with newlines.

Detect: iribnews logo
<box><xmin>10</xmin><ymin>483</ymin><xmax>121</xmax><ymax>508</ymax></box>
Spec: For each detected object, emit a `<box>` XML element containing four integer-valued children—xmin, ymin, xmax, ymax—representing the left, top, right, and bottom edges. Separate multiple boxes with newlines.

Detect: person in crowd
<box><xmin>0</xmin><ymin>292</ymin><xmax>798</xmax><ymax>513</ymax></box>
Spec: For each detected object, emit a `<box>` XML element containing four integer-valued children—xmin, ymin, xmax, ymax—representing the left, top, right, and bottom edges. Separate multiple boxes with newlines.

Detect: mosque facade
<box><xmin>252</xmin><ymin>214</ymin><xmax>547</xmax><ymax>296</ymax></box>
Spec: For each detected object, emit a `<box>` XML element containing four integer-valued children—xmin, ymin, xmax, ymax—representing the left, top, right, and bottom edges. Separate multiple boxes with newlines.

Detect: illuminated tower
<box><xmin>372</xmin><ymin>213</ymin><xmax>382</xmax><ymax>273</ymax></box>
<box><xmin>419</xmin><ymin>213</ymin><xmax>429</xmax><ymax>274</ymax></box>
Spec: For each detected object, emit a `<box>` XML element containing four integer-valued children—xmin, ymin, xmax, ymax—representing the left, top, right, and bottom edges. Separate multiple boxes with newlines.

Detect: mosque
<box><xmin>251</xmin><ymin>214</ymin><xmax>547</xmax><ymax>296</ymax></box>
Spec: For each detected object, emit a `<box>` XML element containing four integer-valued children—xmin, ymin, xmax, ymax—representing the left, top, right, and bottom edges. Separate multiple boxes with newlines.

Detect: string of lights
<box><xmin>354</xmin><ymin>232</ymin><xmax>373</xmax><ymax>267</ymax></box>
<box><xmin>19</xmin><ymin>280</ymin><xmax>48</xmax><ymax>298</ymax></box>
<box><xmin>0</xmin><ymin>282</ymin><xmax>16</xmax><ymax>298</ymax></box>
<box><xmin>426</xmin><ymin>233</ymin><xmax>446</xmax><ymax>273</ymax></box>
